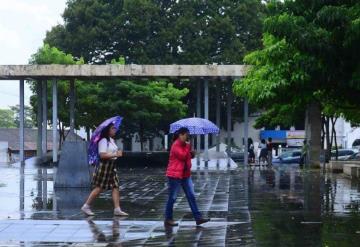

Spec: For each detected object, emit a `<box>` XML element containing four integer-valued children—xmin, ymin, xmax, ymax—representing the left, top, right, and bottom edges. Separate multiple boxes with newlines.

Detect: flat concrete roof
<box><xmin>0</xmin><ymin>64</ymin><xmax>248</xmax><ymax>80</ymax></box>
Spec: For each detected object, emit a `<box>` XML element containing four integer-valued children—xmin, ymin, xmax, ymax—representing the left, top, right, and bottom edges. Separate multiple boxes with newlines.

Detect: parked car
<box><xmin>273</xmin><ymin>150</ymin><xmax>302</xmax><ymax>164</ymax></box>
<box><xmin>330</xmin><ymin>149</ymin><xmax>356</xmax><ymax>160</ymax></box>
<box><xmin>352</xmin><ymin>139</ymin><xmax>360</xmax><ymax>151</ymax></box>
<box><xmin>227</xmin><ymin>147</ymin><xmax>244</xmax><ymax>162</ymax></box>
<box><xmin>345</xmin><ymin>152</ymin><xmax>360</xmax><ymax>161</ymax></box>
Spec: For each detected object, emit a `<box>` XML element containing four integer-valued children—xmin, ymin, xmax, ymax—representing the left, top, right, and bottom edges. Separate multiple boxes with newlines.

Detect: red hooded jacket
<box><xmin>166</xmin><ymin>139</ymin><xmax>193</xmax><ymax>179</ymax></box>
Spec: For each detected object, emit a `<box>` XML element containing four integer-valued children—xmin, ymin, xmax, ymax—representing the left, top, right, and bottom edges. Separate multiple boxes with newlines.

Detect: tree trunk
<box><xmin>305</xmin><ymin>102</ymin><xmax>322</xmax><ymax>168</ymax></box>
<box><xmin>86</xmin><ymin>126</ymin><xmax>90</xmax><ymax>141</ymax></box>
<box><xmin>331</xmin><ymin>117</ymin><xmax>338</xmax><ymax>160</ymax></box>
<box><xmin>139</xmin><ymin>124</ymin><xmax>144</xmax><ymax>152</ymax></box>
<box><xmin>321</xmin><ymin>115</ymin><xmax>325</xmax><ymax>149</ymax></box>
<box><xmin>58</xmin><ymin>121</ymin><xmax>62</xmax><ymax>149</ymax></box>
<box><xmin>325</xmin><ymin>116</ymin><xmax>331</xmax><ymax>161</ymax></box>
<box><xmin>329</xmin><ymin>117</ymin><xmax>334</xmax><ymax>152</ymax></box>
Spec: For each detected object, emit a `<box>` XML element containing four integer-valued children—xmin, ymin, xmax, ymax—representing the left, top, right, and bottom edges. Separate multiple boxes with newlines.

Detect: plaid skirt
<box><xmin>92</xmin><ymin>159</ymin><xmax>119</xmax><ymax>190</ymax></box>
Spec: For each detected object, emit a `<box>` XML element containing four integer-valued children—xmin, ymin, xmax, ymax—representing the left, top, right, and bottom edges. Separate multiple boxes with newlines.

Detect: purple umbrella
<box><xmin>170</xmin><ymin>117</ymin><xmax>219</xmax><ymax>135</ymax></box>
<box><xmin>88</xmin><ymin>116</ymin><xmax>123</xmax><ymax>166</ymax></box>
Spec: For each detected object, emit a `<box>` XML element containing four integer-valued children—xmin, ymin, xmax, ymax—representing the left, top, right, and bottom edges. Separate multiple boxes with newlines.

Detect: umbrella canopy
<box><xmin>170</xmin><ymin>117</ymin><xmax>219</xmax><ymax>135</ymax></box>
<box><xmin>88</xmin><ymin>116</ymin><xmax>123</xmax><ymax>165</ymax></box>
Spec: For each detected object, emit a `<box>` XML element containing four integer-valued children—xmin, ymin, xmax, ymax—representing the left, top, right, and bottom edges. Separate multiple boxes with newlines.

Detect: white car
<box><xmin>330</xmin><ymin>149</ymin><xmax>357</xmax><ymax>160</ymax></box>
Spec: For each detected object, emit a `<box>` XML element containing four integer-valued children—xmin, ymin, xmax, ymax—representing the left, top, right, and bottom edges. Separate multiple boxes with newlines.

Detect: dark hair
<box><xmin>268</xmin><ymin>137</ymin><xmax>272</xmax><ymax>142</ymax></box>
<box><xmin>248</xmin><ymin>138</ymin><xmax>253</xmax><ymax>145</ymax></box>
<box><xmin>172</xmin><ymin>127</ymin><xmax>190</xmax><ymax>142</ymax></box>
<box><xmin>261</xmin><ymin>139</ymin><xmax>266</xmax><ymax>144</ymax></box>
<box><xmin>99</xmin><ymin>123</ymin><xmax>114</xmax><ymax>142</ymax></box>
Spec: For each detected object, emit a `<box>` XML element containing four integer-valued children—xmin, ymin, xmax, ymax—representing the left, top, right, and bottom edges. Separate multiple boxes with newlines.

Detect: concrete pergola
<box><xmin>0</xmin><ymin>64</ymin><xmax>250</xmax><ymax>165</ymax></box>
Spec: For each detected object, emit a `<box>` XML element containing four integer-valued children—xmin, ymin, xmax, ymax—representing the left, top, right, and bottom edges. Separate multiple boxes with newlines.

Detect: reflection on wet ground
<box><xmin>0</xmin><ymin>161</ymin><xmax>360</xmax><ymax>246</ymax></box>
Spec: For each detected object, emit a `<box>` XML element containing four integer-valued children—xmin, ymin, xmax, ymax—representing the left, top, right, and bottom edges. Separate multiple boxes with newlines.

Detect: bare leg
<box><xmin>85</xmin><ymin>187</ymin><xmax>102</xmax><ymax>205</ymax></box>
<box><xmin>112</xmin><ymin>188</ymin><xmax>120</xmax><ymax>209</ymax></box>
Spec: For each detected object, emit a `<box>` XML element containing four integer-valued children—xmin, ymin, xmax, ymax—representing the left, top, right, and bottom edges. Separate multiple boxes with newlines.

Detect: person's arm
<box><xmin>100</xmin><ymin>150</ymin><xmax>122</xmax><ymax>160</ymax></box>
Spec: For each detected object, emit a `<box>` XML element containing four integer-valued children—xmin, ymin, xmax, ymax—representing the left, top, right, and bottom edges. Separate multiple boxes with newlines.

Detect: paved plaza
<box><xmin>0</xmin><ymin>161</ymin><xmax>360</xmax><ymax>246</ymax></box>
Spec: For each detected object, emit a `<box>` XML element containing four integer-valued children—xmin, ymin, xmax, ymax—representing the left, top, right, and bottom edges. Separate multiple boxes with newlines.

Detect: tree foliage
<box><xmin>44</xmin><ymin>0</ymin><xmax>264</xmax><ymax>64</ymax></box>
<box><xmin>234</xmin><ymin>0</ymin><xmax>360</xmax><ymax>128</ymax></box>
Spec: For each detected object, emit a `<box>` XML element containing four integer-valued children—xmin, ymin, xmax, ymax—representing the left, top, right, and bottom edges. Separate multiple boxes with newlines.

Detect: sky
<box><xmin>0</xmin><ymin>0</ymin><xmax>67</xmax><ymax>108</ymax></box>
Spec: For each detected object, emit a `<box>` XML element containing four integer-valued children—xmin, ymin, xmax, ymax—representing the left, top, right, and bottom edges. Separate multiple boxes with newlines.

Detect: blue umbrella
<box><xmin>170</xmin><ymin>117</ymin><xmax>219</xmax><ymax>135</ymax></box>
<box><xmin>88</xmin><ymin>116</ymin><xmax>123</xmax><ymax>166</ymax></box>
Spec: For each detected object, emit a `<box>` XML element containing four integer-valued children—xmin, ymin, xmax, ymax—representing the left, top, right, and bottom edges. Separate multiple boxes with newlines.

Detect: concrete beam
<box><xmin>0</xmin><ymin>64</ymin><xmax>248</xmax><ymax>79</ymax></box>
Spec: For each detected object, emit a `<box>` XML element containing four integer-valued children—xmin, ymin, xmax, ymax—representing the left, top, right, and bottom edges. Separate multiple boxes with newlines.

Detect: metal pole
<box><xmin>19</xmin><ymin>79</ymin><xmax>25</xmax><ymax>162</ymax></box>
<box><xmin>244</xmin><ymin>97</ymin><xmax>249</xmax><ymax>166</ymax></box>
<box><xmin>216</xmin><ymin>82</ymin><xmax>221</xmax><ymax>152</ymax></box>
<box><xmin>37</xmin><ymin>81</ymin><xmax>43</xmax><ymax>156</ymax></box>
<box><xmin>204</xmin><ymin>79</ymin><xmax>209</xmax><ymax>161</ymax></box>
<box><xmin>226</xmin><ymin>81</ymin><xmax>232</xmax><ymax>152</ymax></box>
<box><xmin>42</xmin><ymin>80</ymin><xmax>47</xmax><ymax>156</ymax></box>
<box><xmin>52</xmin><ymin>79</ymin><xmax>58</xmax><ymax>163</ymax></box>
<box><xmin>69</xmin><ymin>79</ymin><xmax>75</xmax><ymax>135</ymax></box>
<box><xmin>196</xmin><ymin>80</ymin><xmax>201</xmax><ymax>161</ymax></box>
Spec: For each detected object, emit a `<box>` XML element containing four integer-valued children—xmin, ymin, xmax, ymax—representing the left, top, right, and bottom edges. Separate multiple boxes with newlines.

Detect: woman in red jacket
<box><xmin>164</xmin><ymin>127</ymin><xmax>210</xmax><ymax>226</ymax></box>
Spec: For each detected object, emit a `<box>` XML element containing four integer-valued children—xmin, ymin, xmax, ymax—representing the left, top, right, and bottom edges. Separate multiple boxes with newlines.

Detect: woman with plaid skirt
<box><xmin>81</xmin><ymin>123</ymin><xmax>128</xmax><ymax>216</ymax></box>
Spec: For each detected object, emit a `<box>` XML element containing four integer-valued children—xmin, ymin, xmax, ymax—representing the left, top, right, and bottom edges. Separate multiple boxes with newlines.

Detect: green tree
<box><xmin>43</xmin><ymin>0</ymin><xmax>265</xmax><ymax>135</ymax></box>
<box><xmin>0</xmin><ymin>109</ymin><xmax>16</xmax><ymax>128</ymax></box>
<box><xmin>97</xmin><ymin>79</ymin><xmax>188</xmax><ymax>150</ymax></box>
<box><xmin>234</xmin><ymin>1</ymin><xmax>360</xmax><ymax>167</ymax></box>
<box><xmin>45</xmin><ymin>0</ymin><xmax>264</xmax><ymax>65</ymax></box>
<box><xmin>10</xmin><ymin>105</ymin><xmax>36</xmax><ymax>128</ymax></box>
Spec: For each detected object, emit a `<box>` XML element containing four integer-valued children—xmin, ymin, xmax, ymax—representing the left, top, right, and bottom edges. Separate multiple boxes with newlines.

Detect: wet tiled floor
<box><xmin>0</xmin><ymin>161</ymin><xmax>360</xmax><ymax>246</ymax></box>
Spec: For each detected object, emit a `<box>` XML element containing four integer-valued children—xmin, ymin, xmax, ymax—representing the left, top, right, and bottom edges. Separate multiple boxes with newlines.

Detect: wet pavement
<box><xmin>0</xmin><ymin>161</ymin><xmax>360</xmax><ymax>246</ymax></box>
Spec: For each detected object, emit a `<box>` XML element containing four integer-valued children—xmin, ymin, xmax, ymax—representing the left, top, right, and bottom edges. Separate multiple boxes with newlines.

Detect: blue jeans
<box><xmin>165</xmin><ymin>177</ymin><xmax>202</xmax><ymax>221</ymax></box>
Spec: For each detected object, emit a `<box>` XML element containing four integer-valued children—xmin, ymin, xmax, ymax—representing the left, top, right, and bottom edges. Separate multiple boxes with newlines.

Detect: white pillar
<box><xmin>19</xmin><ymin>79</ymin><xmax>25</xmax><ymax>162</ymax></box>
<box><xmin>204</xmin><ymin>79</ymin><xmax>209</xmax><ymax>161</ymax></box>
<box><xmin>226</xmin><ymin>81</ymin><xmax>232</xmax><ymax>152</ymax></box>
<box><xmin>164</xmin><ymin>134</ymin><xmax>168</xmax><ymax>150</ymax></box>
<box><xmin>244</xmin><ymin>97</ymin><xmax>249</xmax><ymax>166</ymax></box>
<box><xmin>42</xmin><ymin>80</ymin><xmax>47</xmax><ymax>156</ymax></box>
<box><xmin>216</xmin><ymin>82</ymin><xmax>221</xmax><ymax>152</ymax></box>
<box><xmin>196</xmin><ymin>81</ymin><xmax>201</xmax><ymax>153</ymax></box>
<box><xmin>52</xmin><ymin>79</ymin><xmax>58</xmax><ymax>163</ymax></box>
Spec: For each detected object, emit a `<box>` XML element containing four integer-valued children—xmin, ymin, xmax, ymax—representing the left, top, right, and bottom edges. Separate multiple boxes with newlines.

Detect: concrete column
<box><xmin>20</xmin><ymin>164</ymin><xmax>25</xmax><ymax>217</ymax></box>
<box><xmin>19</xmin><ymin>79</ymin><xmax>25</xmax><ymax>162</ymax></box>
<box><xmin>42</xmin><ymin>168</ymin><xmax>47</xmax><ymax>209</ymax></box>
<box><xmin>244</xmin><ymin>97</ymin><xmax>249</xmax><ymax>166</ymax></box>
<box><xmin>290</xmin><ymin>170</ymin><xmax>296</xmax><ymax>192</ymax></box>
<box><xmin>69</xmin><ymin>79</ymin><xmax>75</xmax><ymax>134</ymax></box>
<box><xmin>196</xmin><ymin>81</ymin><xmax>201</xmax><ymax>153</ymax></box>
<box><xmin>42</xmin><ymin>80</ymin><xmax>47</xmax><ymax>156</ymax></box>
<box><xmin>36</xmin><ymin>81</ymin><xmax>43</xmax><ymax>156</ymax></box>
<box><xmin>226</xmin><ymin>81</ymin><xmax>232</xmax><ymax>152</ymax></box>
<box><xmin>204</xmin><ymin>79</ymin><xmax>209</xmax><ymax>161</ymax></box>
<box><xmin>305</xmin><ymin>102</ymin><xmax>322</xmax><ymax>168</ymax></box>
<box><xmin>52</xmin><ymin>79</ymin><xmax>58</xmax><ymax>163</ymax></box>
<box><xmin>216</xmin><ymin>82</ymin><xmax>221</xmax><ymax>152</ymax></box>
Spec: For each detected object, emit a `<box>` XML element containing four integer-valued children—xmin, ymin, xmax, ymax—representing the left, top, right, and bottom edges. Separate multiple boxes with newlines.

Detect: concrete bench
<box><xmin>326</xmin><ymin>160</ymin><xmax>360</xmax><ymax>173</ymax></box>
<box><xmin>343</xmin><ymin>164</ymin><xmax>360</xmax><ymax>179</ymax></box>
